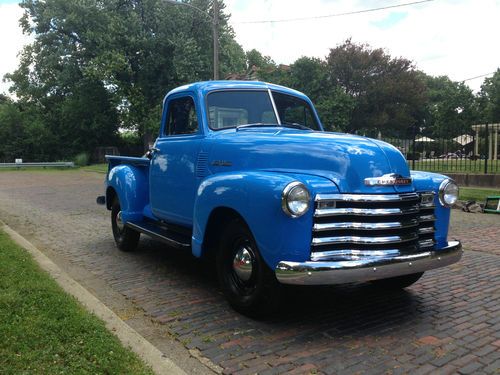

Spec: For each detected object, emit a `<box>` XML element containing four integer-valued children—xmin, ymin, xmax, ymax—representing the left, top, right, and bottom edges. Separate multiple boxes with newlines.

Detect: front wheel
<box><xmin>370</xmin><ymin>272</ymin><xmax>424</xmax><ymax>290</ymax></box>
<box><xmin>216</xmin><ymin>220</ymin><xmax>281</xmax><ymax>317</ymax></box>
<box><xmin>111</xmin><ymin>197</ymin><xmax>140</xmax><ymax>252</ymax></box>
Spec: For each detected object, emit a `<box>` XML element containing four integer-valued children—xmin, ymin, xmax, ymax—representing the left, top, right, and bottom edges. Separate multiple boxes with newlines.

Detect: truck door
<box><xmin>149</xmin><ymin>94</ymin><xmax>203</xmax><ymax>226</ymax></box>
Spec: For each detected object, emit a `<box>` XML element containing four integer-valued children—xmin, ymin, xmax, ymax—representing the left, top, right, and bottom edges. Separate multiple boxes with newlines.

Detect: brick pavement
<box><xmin>0</xmin><ymin>170</ymin><xmax>498</xmax><ymax>375</ymax></box>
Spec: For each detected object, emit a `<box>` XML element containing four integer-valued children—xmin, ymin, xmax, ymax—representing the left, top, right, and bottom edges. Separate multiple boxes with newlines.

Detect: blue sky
<box><xmin>371</xmin><ymin>12</ymin><xmax>408</xmax><ymax>30</ymax></box>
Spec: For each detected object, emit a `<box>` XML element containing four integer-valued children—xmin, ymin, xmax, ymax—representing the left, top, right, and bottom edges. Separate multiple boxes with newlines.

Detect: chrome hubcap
<box><xmin>232</xmin><ymin>246</ymin><xmax>254</xmax><ymax>282</ymax></box>
<box><xmin>116</xmin><ymin>211</ymin><xmax>124</xmax><ymax>232</ymax></box>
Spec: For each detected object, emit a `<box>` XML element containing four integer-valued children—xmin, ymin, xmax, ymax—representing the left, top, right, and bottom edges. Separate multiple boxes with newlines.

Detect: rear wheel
<box><xmin>111</xmin><ymin>197</ymin><xmax>140</xmax><ymax>252</ymax></box>
<box><xmin>216</xmin><ymin>220</ymin><xmax>281</xmax><ymax>317</ymax></box>
<box><xmin>371</xmin><ymin>272</ymin><xmax>424</xmax><ymax>289</ymax></box>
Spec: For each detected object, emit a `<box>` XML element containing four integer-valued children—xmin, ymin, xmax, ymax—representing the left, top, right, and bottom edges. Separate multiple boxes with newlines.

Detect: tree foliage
<box><xmin>422</xmin><ymin>75</ymin><xmax>478</xmax><ymax>137</ymax></box>
<box><xmin>478</xmin><ymin>69</ymin><xmax>500</xmax><ymax>123</ymax></box>
<box><xmin>3</xmin><ymin>0</ymin><xmax>246</xmax><ymax>160</ymax></box>
<box><xmin>1</xmin><ymin>3</ymin><xmax>498</xmax><ymax>163</ymax></box>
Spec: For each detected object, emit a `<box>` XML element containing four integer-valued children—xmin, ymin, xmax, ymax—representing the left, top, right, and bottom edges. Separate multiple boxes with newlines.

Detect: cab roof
<box><xmin>165</xmin><ymin>80</ymin><xmax>310</xmax><ymax>102</ymax></box>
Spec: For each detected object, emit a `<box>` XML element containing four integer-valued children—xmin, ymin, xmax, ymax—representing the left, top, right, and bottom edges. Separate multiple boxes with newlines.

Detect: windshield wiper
<box><xmin>281</xmin><ymin>122</ymin><xmax>313</xmax><ymax>131</ymax></box>
<box><xmin>236</xmin><ymin>123</ymin><xmax>279</xmax><ymax>130</ymax></box>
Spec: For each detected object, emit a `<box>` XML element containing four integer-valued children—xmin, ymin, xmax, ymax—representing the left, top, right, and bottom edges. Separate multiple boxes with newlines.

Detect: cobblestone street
<box><xmin>0</xmin><ymin>170</ymin><xmax>499</xmax><ymax>374</ymax></box>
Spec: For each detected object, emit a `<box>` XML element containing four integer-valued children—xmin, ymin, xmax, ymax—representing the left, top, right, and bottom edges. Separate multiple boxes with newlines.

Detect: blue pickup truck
<box><xmin>99</xmin><ymin>81</ymin><xmax>462</xmax><ymax>316</ymax></box>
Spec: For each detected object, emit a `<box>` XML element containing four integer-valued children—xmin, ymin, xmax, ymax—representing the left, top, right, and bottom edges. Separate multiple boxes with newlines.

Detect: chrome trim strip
<box><xmin>315</xmin><ymin>193</ymin><xmax>419</xmax><ymax>203</ymax></box>
<box><xmin>418</xmin><ymin>239</ymin><xmax>436</xmax><ymax>248</ymax></box>
<box><xmin>125</xmin><ymin>222</ymin><xmax>190</xmax><ymax>249</ymax></box>
<box><xmin>268</xmin><ymin>89</ymin><xmax>281</xmax><ymax>125</ymax></box>
<box><xmin>314</xmin><ymin>206</ymin><xmax>420</xmax><ymax>217</ymax></box>
<box><xmin>311</xmin><ymin>233</ymin><xmax>418</xmax><ymax>246</ymax></box>
<box><xmin>311</xmin><ymin>248</ymin><xmax>405</xmax><ymax>261</ymax></box>
<box><xmin>275</xmin><ymin>241</ymin><xmax>462</xmax><ymax>285</ymax></box>
<box><xmin>313</xmin><ymin>219</ymin><xmax>418</xmax><ymax>232</ymax></box>
<box><xmin>418</xmin><ymin>214</ymin><xmax>436</xmax><ymax>222</ymax></box>
<box><xmin>418</xmin><ymin>227</ymin><xmax>435</xmax><ymax>235</ymax></box>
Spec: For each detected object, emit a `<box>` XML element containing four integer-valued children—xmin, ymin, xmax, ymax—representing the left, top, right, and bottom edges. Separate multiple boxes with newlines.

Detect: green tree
<box><xmin>423</xmin><ymin>75</ymin><xmax>478</xmax><ymax>138</ymax></box>
<box><xmin>325</xmin><ymin>39</ymin><xmax>427</xmax><ymax>137</ymax></box>
<box><xmin>478</xmin><ymin>69</ymin><xmax>500</xmax><ymax>123</ymax></box>
<box><xmin>6</xmin><ymin>0</ymin><xmax>247</xmax><ymax>154</ymax></box>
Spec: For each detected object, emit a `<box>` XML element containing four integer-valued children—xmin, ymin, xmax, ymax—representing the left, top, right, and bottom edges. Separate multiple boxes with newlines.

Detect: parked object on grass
<box><xmin>461</xmin><ymin>201</ymin><xmax>484</xmax><ymax>213</ymax></box>
<box><xmin>97</xmin><ymin>81</ymin><xmax>462</xmax><ymax>316</ymax></box>
<box><xmin>484</xmin><ymin>196</ymin><xmax>500</xmax><ymax>214</ymax></box>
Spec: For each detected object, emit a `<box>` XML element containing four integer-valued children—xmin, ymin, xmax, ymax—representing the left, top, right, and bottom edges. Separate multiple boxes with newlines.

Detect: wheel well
<box><xmin>202</xmin><ymin>207</ymin><xmax>245</xmax><ymax>260</ymax></box>
<box><xmin>106</xmin><ymin>187</ymin><xmax>117</xmax><ymax>210</ymax></box>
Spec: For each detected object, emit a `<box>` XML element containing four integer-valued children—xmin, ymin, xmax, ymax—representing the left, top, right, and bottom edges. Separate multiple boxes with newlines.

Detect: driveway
<box><xmin>0</xmin><ymin>170</ymin><xmax>498</xmax><ymax>374</ymax></box>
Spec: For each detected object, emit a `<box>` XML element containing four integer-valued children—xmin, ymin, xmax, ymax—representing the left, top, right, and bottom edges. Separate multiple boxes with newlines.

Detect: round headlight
<box><xmin>282</xmin><ymin>182</ymin><xmax>310</xmax><ymax>218</ymax></box>
<box><xmin>439</xmin><ymin>179</ymin><xmax>459</xmax><ymax>207</ymax></box>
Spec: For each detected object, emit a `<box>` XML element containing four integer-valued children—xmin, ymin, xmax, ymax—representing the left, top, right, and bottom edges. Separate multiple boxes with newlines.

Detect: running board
<box><xmin>126</xmin><ymin>221</ymin><xmax>191</xmax><ymax>249</ymax></box>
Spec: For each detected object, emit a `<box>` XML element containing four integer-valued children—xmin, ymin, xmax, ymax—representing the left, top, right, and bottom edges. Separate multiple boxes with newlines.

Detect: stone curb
<box><xmin>1</xmin><ymin>221</ymin><xmax>186</xmax><ymax>375</ymax></box>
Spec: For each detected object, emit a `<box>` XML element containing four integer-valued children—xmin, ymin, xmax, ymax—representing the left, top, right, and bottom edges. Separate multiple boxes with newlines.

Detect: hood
<box><xmin>208</xmin><ymin>128</ymin><xmax>413</xmax><ymax>194</ymax></box>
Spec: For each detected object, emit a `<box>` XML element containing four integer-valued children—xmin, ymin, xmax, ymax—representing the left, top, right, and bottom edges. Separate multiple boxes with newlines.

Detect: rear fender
<box><xmin>106</xmin><ymin>165</ymin><xmax>149</xmax><ymax>223</ymax></box>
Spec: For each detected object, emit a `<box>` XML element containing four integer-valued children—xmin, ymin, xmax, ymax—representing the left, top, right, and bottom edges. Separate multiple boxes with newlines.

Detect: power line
<box><xmin>461</xmin><ymin>72</ymin><xmax>496</xmax><ymax>82</ymax></box>
<box><xmin>235</xmin><ymin>0</ymin><xmax>434</xmax><ymax>24</ymax></box>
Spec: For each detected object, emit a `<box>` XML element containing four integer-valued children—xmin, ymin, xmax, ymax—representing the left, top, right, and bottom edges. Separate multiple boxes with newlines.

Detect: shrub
<box><xmin>74</xmin><ymin>152</ymin><xmax>90</xmax><ymax>166</ymax></box>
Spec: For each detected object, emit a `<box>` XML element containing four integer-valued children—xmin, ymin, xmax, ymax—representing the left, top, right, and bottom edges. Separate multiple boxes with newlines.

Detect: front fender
<box><xmin>192</xmin><ymin>171</ymin><xmax>338</xmax><ymax>269</ymax></box>
<box><xmin>411</xmin><ymin>170</ymin><xmax>452</xmax><ymax>248</ymax></box>
<box><xmin>107</xmin><ymin>165</ymin><xmax>149</xmax><ymax>223</ymax></box>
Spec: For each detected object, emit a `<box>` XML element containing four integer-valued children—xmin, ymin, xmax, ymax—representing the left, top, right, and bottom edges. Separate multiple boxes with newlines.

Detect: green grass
<box><xmin>81</xmin><ymin>163</ymin><xmax>108</xmax><ymax>173</ymax></box>
<box><xmin>459</xmin><ymin>187</ymin><xmax>500</xmax><ymax>202</ymax></box>
<box><xmin>410</xmin><ymin>159</ymin><xmax>500</xmax><ymax>174</ymax></box>
<box><xmin>0</xmin><ymin>230</ymin><xmax>153</xmax><ymax>375</ymax></box>
<box><xmin>0</xmin><ymin>164</ymin><xmax>109</xmax><ymax>173</ymax></box>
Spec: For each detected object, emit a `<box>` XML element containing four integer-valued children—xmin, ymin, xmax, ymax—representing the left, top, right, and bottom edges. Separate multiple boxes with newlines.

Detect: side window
<box><xmin>165</xmin><ymin>97</ymin><xmax>198</xmax><ymax>136</ymax></box>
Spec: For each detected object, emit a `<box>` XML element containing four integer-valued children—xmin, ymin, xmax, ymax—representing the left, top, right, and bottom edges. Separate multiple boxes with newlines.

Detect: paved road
<box><xmin>0</xmin><ymin>170</ymin><xmax>499</xmax><ymax>375</ymax></box>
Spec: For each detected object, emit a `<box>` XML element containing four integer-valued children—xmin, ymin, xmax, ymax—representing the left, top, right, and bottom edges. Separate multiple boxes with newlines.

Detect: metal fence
<box><xmin>0</xmin><ymin>162</ymin><xmax>75</xmax><ymax>169</ymax></box>
<box><xmin>383</xmin><ymin>123</ymin><xmax>500</xmax><ymax>174</ymax></box>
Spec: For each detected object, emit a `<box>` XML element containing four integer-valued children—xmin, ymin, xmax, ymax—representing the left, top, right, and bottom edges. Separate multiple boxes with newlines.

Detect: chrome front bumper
<box><xmin>275</xmin><ymin>241</ymin><xmax>462</xmax><ymax>285</ymax></box>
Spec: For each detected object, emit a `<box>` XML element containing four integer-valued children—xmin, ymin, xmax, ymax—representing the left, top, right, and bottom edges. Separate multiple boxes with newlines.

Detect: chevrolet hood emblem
<box><xmin>364</xmin><ymin>173</ymin><xmax>412</xmax><ymax>186</ymax></box>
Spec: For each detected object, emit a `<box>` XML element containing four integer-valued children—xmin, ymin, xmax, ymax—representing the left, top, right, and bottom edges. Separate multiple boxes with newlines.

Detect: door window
<box><xmin>165</xmin><ymin>97</ymin><xmax>198</xmax><ymax>136</ymax></box>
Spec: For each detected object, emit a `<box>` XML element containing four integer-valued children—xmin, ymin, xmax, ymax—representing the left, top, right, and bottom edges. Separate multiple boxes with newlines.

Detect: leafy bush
<box><xmin>74</xmin><ymin>152</ymin><xmax>90</xmax><ymax>166</ymax></box>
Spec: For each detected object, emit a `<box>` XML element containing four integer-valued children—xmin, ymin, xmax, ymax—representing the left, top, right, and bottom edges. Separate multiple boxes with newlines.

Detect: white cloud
<box><xmin>0</xmin><ymin>0</ymin><xmax>498</xmax><ymax>96</ymax></box>
<box><xmin>226</xmin><ymin>0</ymin><xmax>500</xmax><ymax>92</ymax></box>
<box><xmin>0</xmin><ymin>3</ymin><xmax>31</xmax><ymax>96</ymax></box>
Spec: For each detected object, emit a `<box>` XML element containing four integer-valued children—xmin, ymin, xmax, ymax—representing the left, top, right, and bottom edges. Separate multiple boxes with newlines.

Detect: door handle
<box><xmin>146</xmin><ymin>147</ymin><xmax>160</xmax><ymax>159</ymax></box>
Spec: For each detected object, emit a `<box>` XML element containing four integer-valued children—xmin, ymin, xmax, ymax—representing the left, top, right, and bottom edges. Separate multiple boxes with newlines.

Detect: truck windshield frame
<box><xmin>206</xmin><ymin>89</ymin><xmax>321</xmax><ymax>131</ymax></box>
<box><xmin>207</xmin><ymin>90</ymin><xmax>278</xmax><ymax>131</ymax></box>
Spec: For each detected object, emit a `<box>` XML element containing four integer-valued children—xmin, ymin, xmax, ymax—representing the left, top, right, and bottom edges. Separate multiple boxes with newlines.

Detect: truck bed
<box><xmin>106</xmin><ymin>155</ymin><xmax>150</xmax><ymax>168</ymax></box>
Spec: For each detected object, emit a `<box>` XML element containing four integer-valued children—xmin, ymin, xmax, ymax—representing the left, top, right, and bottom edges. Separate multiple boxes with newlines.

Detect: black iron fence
<box><xmin>383</xmin><ymin>123</ymin><xmax>500</xmax><ymax>174</ymax></box>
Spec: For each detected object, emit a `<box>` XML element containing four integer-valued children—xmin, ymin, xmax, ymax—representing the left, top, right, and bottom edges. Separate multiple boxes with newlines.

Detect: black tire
<box><xmin>216</xmin><ymin>220</ymin><xmax>281</xmax><ymax>317</ymax></box>
<box><xmin>111</xmin><ymin>197</ymin><xmax>140</xmax><ymax>252</ymax></box>
<box><xmin>371</xmin><ymin>272</ymin><xmax>424</xmax><ymax>290</ymax></box>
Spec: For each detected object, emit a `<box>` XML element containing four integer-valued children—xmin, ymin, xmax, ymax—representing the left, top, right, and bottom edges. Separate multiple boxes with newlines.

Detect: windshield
<box><xmin>272</xmin><ymin>91</ymin><xmax>320</xmax><ymax>130</ymax></box>
<box><xmin>207</xmin><ymin>91</ymin><xmax>277</xmax><ymax>130</ymax></box>
<box><xmin>206</xmin><ymin>89</ymin><xmax>320</xmax><ymax>131</ymax></box>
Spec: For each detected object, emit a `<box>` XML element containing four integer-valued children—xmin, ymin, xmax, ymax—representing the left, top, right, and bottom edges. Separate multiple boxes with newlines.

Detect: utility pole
<box><xmin>164</xmin><ymin>0</ymin><xmax>219</xmax><ymax>80</ymax></box>
<box><xmin>213</xmin><ymin>0</ymin><xmax>219</xmax><ymax>80</ymax></box>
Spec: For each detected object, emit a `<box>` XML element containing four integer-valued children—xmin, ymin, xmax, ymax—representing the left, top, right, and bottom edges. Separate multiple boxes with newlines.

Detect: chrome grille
<box><xmin>311</xmin><ymin>192</ymin><xmax>436</xmax><ymax>261</ymax></box>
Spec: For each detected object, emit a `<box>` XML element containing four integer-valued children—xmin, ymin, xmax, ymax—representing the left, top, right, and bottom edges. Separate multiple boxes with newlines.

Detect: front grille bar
<box><xmin>315</xmin><ymin>206</ymin><xmax>420</xmax><ymax>217</ymax></box>
<box><xmin>313</xmin><ymin>219</ymin><xmax>419</xmax><ymax>232</ymax></box>
<box><xmin>312</xmin><ymin>233</ymin><xmax>419</xmax><ymax>246</ymax></box>
<box><xmin>315</xmin><ymin>193</ymin><xmax>419</xmax><ymax>203</ymax></box>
